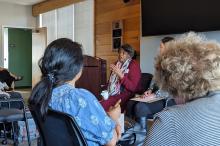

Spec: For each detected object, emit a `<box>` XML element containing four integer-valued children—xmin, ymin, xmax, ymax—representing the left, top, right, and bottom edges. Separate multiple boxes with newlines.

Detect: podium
<box><xmin>76</xmin><ymin>55</ymin><xmax>107</xmax><ymax>99</ymax></box>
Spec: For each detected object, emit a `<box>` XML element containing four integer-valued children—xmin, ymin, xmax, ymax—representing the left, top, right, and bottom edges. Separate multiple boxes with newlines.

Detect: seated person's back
<box><xmin>29</xmin><ymin>38</ymin><xmax>121</xmax><ymax>146</ymax></box>
<box><xmin>144</xmin><ymin>32</ymin><xmax>220</xmax><ymax>146</ymax></box>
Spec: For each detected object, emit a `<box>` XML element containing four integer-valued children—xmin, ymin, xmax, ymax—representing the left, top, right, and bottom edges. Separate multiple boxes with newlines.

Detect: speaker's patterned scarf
<box><xmin>108</xmin><ymin>59</ymin><xmax>131</xmax><ymax>96</ymax></box>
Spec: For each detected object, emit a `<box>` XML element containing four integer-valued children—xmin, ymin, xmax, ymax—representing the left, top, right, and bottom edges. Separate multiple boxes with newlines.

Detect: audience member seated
<box><xmin>0</xmin><ymin>68</ymin><xmax>24</xmax><ymax>109</ymax></box>
<box><xmin>100</xmin><ymin>44</ymin><xmax>142</xmax><ymax>112</ymax></box>
<box><xmin>28</xmin><ymin>38</ymin><xmax>121</xmax><ymax>146</ymax></box>
<box><xmin>144</xmin><ymin>32</ymin><xmax>220</xmax><ymax>145</ymax></box>
<box><xmin>126</xmin><ymin>37</ymin><xmax>175</xmax><ymax>133</ymax></box>
<box><xmin>0</xmin><ymin>67</ymin><xmax>23</xmax><ymax>90</ymax></box>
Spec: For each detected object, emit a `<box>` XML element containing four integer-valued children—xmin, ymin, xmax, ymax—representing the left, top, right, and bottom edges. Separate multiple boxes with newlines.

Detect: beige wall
<box><xmin>0</xmin><ymin>2</ymin><xmax>37</xmax><ymax>66</ymax></box>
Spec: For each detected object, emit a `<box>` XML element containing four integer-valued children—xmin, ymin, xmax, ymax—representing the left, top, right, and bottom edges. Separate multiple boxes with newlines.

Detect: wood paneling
<box><xmin>96</xmin><ymin>5</ymin><xmax>140</xmax><ymax>24</ymax></box>
<box><xmin>96</xmin><ymin>0</ymin><xmax>140</xmax><ymax>16</ymax></box>
<box><xmin>95</xmin><ymin>0</ymin><xmax>140</xmax><ymax>77</ymax></box>
<box><xmin>32</xmin><ymin>0</ymin><xmax>84</xmax><ymax>16</ymax></box>
<box><xmin>96</xmin><ymin>34</ymin><xmax>112</xmax><ymax>46</ymax></box>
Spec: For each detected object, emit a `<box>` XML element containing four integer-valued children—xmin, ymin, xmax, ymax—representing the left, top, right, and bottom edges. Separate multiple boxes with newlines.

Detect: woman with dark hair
<box><xmin>142</xmin><ymin>36</ymin><xmax>174</xmax><ymax>98</ymax></box>
<box><xmin>125</xmin><ymin>36</ymin><xmax>175</xmax><ymax>135</ymax></box>
<box><xmin>100</xmin><ymin>44</ymin><xmax>142</xmax><ymax>112</ymax></box>
<box><xmin>29</xmin><ymin>38</ymin><xmax>121</xmax><ymax>146</ymax></box>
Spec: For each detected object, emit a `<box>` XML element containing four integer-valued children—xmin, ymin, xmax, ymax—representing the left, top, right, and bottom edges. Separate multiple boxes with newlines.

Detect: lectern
<box><xmin>76</xmin><ymin>55</ymin><xmax>107</xmax><ymax>99</ymax></box>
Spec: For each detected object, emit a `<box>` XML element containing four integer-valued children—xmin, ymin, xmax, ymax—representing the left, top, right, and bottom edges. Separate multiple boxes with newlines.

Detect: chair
<box><xmin>0</xmin><ymin>96</ymin><xmax>31</xmax><ymax>146</ymax></box>
<box><xmin>30</xmin><ymin>108</ymin><xmax>88</xmax><ymax>146</ymax></box>
<box><xmin>138</xmin><ymin>73</ymin><xmax>153</xmax><ymax>94</ymax></box>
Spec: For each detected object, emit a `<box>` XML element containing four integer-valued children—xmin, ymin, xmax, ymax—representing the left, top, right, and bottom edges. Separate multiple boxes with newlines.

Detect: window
<box><xmin>40</xmin><ymin>5</ymin><xmax>74</xmax><ymax>44</ymax></box>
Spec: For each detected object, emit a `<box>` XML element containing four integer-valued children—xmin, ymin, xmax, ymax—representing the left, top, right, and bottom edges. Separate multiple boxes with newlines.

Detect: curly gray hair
<box><xmin>154</xmin><ymin>32</ymin><xmax>220</xmax><ymax>101</ymax></box>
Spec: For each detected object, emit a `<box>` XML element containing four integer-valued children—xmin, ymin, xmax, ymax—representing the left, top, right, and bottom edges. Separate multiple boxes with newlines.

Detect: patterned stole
<box><xmin>108</xmin><ymin>59</ymin><xmax>131</xmax><ymax>96</ymax></box>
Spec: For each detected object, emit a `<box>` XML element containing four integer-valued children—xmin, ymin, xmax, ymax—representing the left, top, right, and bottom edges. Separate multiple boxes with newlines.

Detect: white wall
<box><xmin>74</xmin><ymin>0</ymin><xmax>94</xmax><ymax>56</ymax></box>
<box><xmin>40</xmin><ymin>0</ymin><xmax>94</xmax><ymax>56</ymax></box>
<box><xmin>140</xmin><ymin>31</ymin><xmax>220</xmax><ymax>74</ymax></box>
<box><xmin>32</xmin><ymin>28</ymin><xmax>47</xmax><ymax>87</ymax></box>
<box><xmin>42</xmin><ymin>5</ymin><xmax>75</xmax><ymax>45</ymax></box>
<box><xmin>0</xmin><ymin>2</ymin><xmax>37</xmax><ymax>66</ymax></box>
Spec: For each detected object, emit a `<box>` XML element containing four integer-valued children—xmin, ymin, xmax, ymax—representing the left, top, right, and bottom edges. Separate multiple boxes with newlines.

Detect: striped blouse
<box><xmin>143</xmin><ymin>91</ymin><xmax>220</xmax><ymax>146</ymax></box>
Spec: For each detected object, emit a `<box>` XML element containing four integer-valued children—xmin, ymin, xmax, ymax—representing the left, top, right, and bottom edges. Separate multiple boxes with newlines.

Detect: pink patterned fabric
<box><xmin>108</xmin><ymin>59</ymin><xmax>131</xmax><ymax>96</ymax></box>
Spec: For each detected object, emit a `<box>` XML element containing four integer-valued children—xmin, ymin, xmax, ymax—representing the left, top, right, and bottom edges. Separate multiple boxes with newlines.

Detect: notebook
<box><xmin>130</xmin><ymin>94</ymin><xmax>164</xmax><ymax>103</ymax></box>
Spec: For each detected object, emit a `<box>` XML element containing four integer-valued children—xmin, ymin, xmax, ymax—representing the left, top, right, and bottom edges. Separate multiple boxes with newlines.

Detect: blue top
<box><xmin>49</xmin><ymin>84</ymin><xmax>115</xmax><ymax>146</ymax></box>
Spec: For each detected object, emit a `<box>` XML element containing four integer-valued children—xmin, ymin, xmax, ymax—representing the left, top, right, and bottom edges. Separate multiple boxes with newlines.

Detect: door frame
<box><xmin>2</xmin><ymin>25</ymin><xmax>34</xmax><ymax>69</ymax></box>
<box><xmin>2</xmin><ymin>25</ymin><xmax>47</xmax><ymax>88</ymax></box>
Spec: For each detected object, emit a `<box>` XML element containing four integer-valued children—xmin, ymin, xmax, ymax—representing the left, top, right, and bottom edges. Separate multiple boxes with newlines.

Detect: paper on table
<box><xmin>130</xmin><ymin>94</ymin><xmax>164</xmax><ymax>103</ymax></box>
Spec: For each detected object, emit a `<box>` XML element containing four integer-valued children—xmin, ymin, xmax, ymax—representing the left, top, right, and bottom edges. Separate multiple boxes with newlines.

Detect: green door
<box><xmin>8</xmin><ymin>28</ymin><xmax>32</xmax><ymax>87</ymax></box>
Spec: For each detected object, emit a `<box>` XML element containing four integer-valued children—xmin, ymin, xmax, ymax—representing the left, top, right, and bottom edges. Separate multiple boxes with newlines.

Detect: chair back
<box><xmin>139</xmin><ymin>73</ymin><xmax>153</xmax><ymax>94</ymax></box>
<box><xmin>30</xmin><ymin>108</ymin><xmax>88</xmax><ymax>146</ymax></box>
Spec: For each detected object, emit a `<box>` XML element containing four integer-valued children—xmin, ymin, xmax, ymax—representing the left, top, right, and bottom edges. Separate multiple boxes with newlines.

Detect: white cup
<box><xmin>101</xmin><ymin>90</ymin><xmax>109</xmax><ymax>100</ymax></box>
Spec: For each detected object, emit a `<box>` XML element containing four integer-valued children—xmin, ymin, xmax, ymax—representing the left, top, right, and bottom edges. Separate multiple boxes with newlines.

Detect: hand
<box><xmin>107</xmin><ymin>99</ymin><xmax>121</xmax><ymax>121</ymax></box>
<box><xmin>110</xmin><ymin>63</ymin><xmax>124</xmax><ymax>79</ymax></box>
<box><xmin>141</xmin><ymin>89</ymin><xmax>153</xmax><ymax>98</ymax></box>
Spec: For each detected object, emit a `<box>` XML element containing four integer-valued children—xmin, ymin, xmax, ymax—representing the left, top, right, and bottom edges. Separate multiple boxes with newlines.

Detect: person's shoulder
<box><xmin>156</xmin><ymin>100</ymin><xmax>203</xmax><ymax>120</ymax></box>
<box><xmin>128</xmin><ymin>60</ymin><xmax>141</xmax><ymax>73</ymax></box>
<box><xmin>77</xmin><ymin>88</ymin><xmax>93</xmax><ymax>95</ymax></box>
<box><xmin>129</xmin><ymin>59</ymin><xmax>140</xmax><ymax>67</ymax></box>
<box><xmin>74</xmin><ymin>88</ymin><xmax>97</xmax><ymax>99</ymax></box>
<box><xmin>154</xmin><ymin>105</ymin><xmax>183</xmax><ymax>121</ymax></box>
<box><xmin>131</xmin><ymin>59</ymin><xmax>139</xmax><ymax>64</ymax></box>
<box><xmin>164</xmin><ymin>103</ymin><xmax>189</xmax><ymax>113</ymax></box>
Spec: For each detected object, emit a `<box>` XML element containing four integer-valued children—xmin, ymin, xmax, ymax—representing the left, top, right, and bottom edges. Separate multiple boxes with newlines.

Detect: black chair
<box><xmin>0</xmin><ymin>96</ymin><xmax>31</xmax><ymax>146</ymax></box>
<box><xmin>138</xmin><ymin>73</ymin><xmax>153</xmax><ymax>94</ymax></box>
<box><xmin>30</xmin><ymin>108</ymin><xmax>88</xmax><ymax>146</ymax></box>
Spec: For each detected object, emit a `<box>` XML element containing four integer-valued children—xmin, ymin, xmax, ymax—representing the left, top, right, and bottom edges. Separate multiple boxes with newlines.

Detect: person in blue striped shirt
<box><xmin>144</xmin><ymin>32</ymin><xmax>220</xmax><ymax>146</ymax></box>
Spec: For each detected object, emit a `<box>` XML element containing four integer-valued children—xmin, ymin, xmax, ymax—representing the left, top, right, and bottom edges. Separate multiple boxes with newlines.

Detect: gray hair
<box><xmin>154</xmin><ymin>32</ymin><xmax>220</xmax><ymax>101</ymax></box>
<box><xmin>120</xmin><ymin>44</ymin><xmax>135</xmax><ymax>58</ymax></box>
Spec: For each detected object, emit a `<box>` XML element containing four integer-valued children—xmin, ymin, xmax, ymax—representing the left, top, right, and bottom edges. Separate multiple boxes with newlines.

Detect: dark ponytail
<box><xmin>28</xmin><ymin>38</ymin><xmax>83</xmax><ymax>120</ymax></box>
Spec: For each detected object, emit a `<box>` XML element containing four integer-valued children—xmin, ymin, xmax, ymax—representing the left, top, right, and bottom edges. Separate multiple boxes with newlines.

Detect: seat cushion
<box><xmin>0</xmin><ymin>108</ymin><xmax>24</xmax><ymax>122</ymax></box>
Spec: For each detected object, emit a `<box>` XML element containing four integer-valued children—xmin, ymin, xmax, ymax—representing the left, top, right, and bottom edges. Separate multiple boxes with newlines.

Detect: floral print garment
<box><xmin>49</xmin><ymin>84</ymin><xmax>115</xmax><ymax>146</ymax></box>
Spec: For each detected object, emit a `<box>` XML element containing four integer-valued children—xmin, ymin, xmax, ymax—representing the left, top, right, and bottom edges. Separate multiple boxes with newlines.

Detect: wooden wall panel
<box><xmin>95</xmin><ymin>22</ymin><xmax>111</xmax><ymax>35</ymax></box>
<box><xmin>96</xmin><ymin>5</ymin><xmax>140</xmax><ymax>24</ymax></box>
<box><xmin>96</xmin><ymin>0</ymin><xmax>140</xmax><ymax>15</ymax></box>
<box><xmin>32</xmin><ymin>0</ymin><xmax>84</xmax><ymax>16</ymax></box>
<box><xmin>96</xmin><ymin>34</ymin><xmax>111</xmax><ymax>46</ymax></box>
<box><xmin>95</xmin><ymin>0</ymin><xmax>140</xmax><ymax>78</ymax></box>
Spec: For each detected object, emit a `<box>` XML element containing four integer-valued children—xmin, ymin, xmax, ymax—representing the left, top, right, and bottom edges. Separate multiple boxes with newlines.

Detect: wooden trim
<box><xmin>32</xmin><ymin>0</ymin><xmax>84</xmax><ymax>16</ymax></box>
<box><xmin>93</xmin><ymin>0</ymin><xmax>96</xmax><ymax>57</ymax></box>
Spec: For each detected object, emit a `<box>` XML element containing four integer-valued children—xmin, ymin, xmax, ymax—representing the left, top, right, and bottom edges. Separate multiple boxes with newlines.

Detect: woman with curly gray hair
<box><xmin>143</xmin><ymin>32</ymin><xmax>220</xmax><ymax>146</ymax></box>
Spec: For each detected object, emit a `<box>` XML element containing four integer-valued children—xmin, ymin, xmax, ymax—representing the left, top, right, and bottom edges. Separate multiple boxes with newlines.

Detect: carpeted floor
<box><xmin>0</xmin><ymin>139</ymin><xmax>37</xmax><ymax>146</ymax></box>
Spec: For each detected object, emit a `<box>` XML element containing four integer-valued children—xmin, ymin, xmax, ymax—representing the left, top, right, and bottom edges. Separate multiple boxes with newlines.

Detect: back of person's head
<box><xmin>29</xmin><ymin>38</ymin><xmax>83</xmax><ymax>119</ymax></box>
<box><xmin>154</xmin><ymin>32</ymin><xmax>220</xmax><ymax>101</ymax></box>
<box><xmin>161</xmin><ymin>36</ymin><xmax>174</xmax><ymax>44</ymax></box>
<box><xmin>119</xmin><ymin>44</ymin><xmax>135</xmax><ymax>58</ymax></box>
<box><xmin>160</xmin><ymin>37</ymin><xmax>174</xmax><ymax>54</ymax></box>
